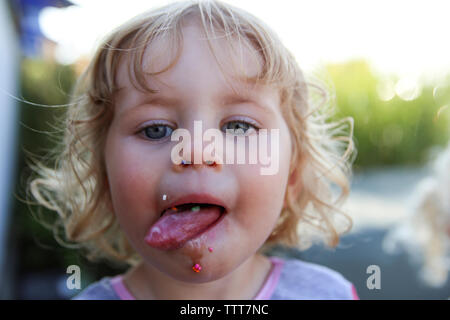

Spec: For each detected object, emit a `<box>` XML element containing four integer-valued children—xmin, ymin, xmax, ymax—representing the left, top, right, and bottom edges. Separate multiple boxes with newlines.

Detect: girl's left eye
<box><xmin>220</xmin><ymin>120</ymin><xmax>259</xmax><ymax>135</ymax></box>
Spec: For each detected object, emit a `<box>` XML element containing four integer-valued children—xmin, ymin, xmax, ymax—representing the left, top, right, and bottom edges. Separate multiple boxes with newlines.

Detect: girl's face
<box><xmin>104</xmin><ymin>22</ymin><xmax>292</xmax><ymax>282</ymax></box>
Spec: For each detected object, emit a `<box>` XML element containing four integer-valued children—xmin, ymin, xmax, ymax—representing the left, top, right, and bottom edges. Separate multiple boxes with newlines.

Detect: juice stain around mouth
<box><xmin>190</xmin><ymin>244</ymin><xmax>215</xmax><ymax>273</ymax></box>
<box><xmin>190</xmin><ymin>248</ymin><xmax>204</xmax><ymax>273</ymax></box>
<box><xmin>192</xmin><ymin>263</ymin><xmax>202</xmax><ymax>272</ymax></box>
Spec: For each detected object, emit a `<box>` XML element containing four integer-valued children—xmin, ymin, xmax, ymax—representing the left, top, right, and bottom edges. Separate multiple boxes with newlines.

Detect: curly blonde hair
<box><xmin>27</xmin><ymin>0</ymin><xmax>355</xmax><ymax>266</ymax></box>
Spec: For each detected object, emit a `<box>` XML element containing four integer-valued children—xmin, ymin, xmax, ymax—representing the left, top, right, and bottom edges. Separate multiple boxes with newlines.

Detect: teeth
<box><xmin>160</xmin><ymin>203</ymin><xmax>225</xmax><ymax>217</ymax></box>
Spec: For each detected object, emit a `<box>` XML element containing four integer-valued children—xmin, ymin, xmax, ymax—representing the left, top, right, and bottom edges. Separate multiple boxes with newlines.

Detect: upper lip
<box><xmin>159</xmin><ymin>193</ymin><xmax>228</xmax><ymax>216</ymax></box>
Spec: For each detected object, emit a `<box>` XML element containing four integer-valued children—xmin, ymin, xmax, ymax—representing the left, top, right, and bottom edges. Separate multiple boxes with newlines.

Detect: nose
<box><xmin>171</xmin><ymin>120</ymin><xmax>223</xmax><ymax>172</ymax></box>
<box><xmin>172</xmin><ymin>151</ymin><xmax>222</xmax><ymax>173</ymax></box>
<box><xmin>172</xmin><ymin>158</ymin><xmax>221</xmax><ymax>172</ymax></box>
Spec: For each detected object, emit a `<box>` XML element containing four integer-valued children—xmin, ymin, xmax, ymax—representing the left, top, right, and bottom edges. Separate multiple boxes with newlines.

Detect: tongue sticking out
<box><xmin>144</xmin><ymin>204</ymin><xmax>223</xmax><ymax>250</ymax></box>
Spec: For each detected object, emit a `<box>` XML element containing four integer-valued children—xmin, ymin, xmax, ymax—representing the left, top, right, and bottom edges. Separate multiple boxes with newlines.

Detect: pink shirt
<box><xmin>75</xmin><ymin>256</ymin><xmax>359</xmax><ymax>299</ymax></box>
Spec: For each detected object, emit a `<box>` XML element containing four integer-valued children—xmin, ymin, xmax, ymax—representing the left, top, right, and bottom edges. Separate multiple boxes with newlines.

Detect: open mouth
<box><xmin>160</xmin><ymin>203</ymin><xmax>226</xmax><ymax>217</ymax></box>
<box><xmin>145</xmin><ymin>202</ymin><xmax>227</xmax><ymax>250</ymax></box>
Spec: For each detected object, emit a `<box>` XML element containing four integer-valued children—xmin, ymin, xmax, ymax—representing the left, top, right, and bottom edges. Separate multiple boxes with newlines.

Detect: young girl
<box><xmin>28</xmin><ymin>0</ymin><xmax>357</xmax><ymax>299</ymax></box>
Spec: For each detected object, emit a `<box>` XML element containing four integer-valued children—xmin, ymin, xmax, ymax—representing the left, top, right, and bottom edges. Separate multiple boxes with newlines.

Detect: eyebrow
<box><xmin>117</xmin><ymin>94</ymin><xmax>181</xmax><ymax>118</ymax></box>
<box><xmin>220</xmin><ymin>93</ymin><xmax>274</xmax><ymax>114</ymax></box>
<box><xmin>138</xmin><ymin>95</ymin><xmax>182</xmax><ymax>108</ymax></box>
<box><xmin>119</xmin><ymin>91</ymin><xmax>274</xmax><ymax>117</ymax></box>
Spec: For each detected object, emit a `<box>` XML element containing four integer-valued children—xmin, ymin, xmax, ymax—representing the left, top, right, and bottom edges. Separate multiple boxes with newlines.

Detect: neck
<box><xmin>122</xmin><ymin>253</ymin><xmax>271</xmax><ymax>300</ymax></box>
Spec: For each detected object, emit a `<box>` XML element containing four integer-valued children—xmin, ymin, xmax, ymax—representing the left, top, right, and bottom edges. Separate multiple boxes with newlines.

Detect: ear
<box><xmin>288</xmin><ymin>167</ymin><xmax>298</xmax><ymax>187</ymax></box>
<box><xmin>283</xmin><ymin>167</ymin><xmax>301</xmax><ymax>209</ymax></box>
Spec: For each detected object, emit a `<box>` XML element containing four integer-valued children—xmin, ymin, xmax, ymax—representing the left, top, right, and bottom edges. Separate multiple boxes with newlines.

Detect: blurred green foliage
<box><xmin>325</xmin><ymin>60</ymin><xmax>450</xmax><ymax>170</ymax></box>
<box><xmin>16</xmin><ymin>58</ymin><xmax>75</xmax><ymax>274</ymax></box>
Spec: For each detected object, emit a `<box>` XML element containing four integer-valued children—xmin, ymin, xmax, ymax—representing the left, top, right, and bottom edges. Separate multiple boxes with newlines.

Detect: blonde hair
<box><xmin>27</xmin><ymin>0</ymin><xmax>355</xmax><ymax>266</ymax></box>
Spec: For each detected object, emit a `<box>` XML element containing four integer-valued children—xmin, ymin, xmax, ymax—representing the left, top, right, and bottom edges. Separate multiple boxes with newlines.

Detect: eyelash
<box><xmin>224</xmin><ymin>117</ymin><xmax>261</xmax><ymax>132</ymax></box>
<box><xmin>137</xmin><ymin>118</ymin><xmax>261</xmax><ymax>141</ymax></box>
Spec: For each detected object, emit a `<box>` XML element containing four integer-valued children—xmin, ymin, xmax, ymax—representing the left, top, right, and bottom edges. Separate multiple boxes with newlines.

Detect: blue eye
<box><xmin>221</xmin><ymin>120</ymin><xmax>259</xmax><ymax>135</ymax></box>
<box><xmin>139</xmin><ymin>119</ymin><xmax>259</xmax><ymax>140</ymax></box>
<box><xmin>141</xmin><ymin>124</ymin><xmax>174</xmax><ymax>140</ymax></box>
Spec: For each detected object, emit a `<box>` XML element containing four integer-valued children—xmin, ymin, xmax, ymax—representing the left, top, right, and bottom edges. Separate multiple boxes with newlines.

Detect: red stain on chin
<box><xmin>192</xmin><ymin>263</ymin><xmax>202</xmax><ymax>272</ymax></box>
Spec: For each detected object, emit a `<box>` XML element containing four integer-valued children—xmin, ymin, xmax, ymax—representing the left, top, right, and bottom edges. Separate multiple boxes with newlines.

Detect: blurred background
<box><xmin>1</xmin><ymin>0</ymin><xmax>449</xmax><ymax>299</ymax></box>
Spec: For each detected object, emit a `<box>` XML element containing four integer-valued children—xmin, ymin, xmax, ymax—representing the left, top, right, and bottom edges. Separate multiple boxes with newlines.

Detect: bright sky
<box><xmin>39</xmin><ymin>0</ymin><xmax>450</xmax><ymax>84</ymax></box>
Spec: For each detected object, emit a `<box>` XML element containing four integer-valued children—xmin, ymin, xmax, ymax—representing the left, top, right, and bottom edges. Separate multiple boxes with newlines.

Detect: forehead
<box><xmin>114</xmin><ymin>21</ymin><xmax>269</xmax><ymax>104</ymax></box>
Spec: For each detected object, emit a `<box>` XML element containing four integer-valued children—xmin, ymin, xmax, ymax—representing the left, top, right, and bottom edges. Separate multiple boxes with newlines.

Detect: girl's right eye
<box><xmin>140</xmin><ymin>124</ymin><xmax>174</xmax><ymax>140</ymax></box>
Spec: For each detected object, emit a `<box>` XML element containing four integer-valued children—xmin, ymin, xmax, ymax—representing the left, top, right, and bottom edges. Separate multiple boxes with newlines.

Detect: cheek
<box><xmin>235</xmin><ymin>165</ymin><xmax>289</xmax><ymax>229</ymax></box>
<box><xmin>233</xmin><ymin>129</ymin><xmax>291</xmax><ymax>235</ymax></box>
<box><xmin>104</xmin><ymin>129</ymin><xmax>164</xmax><ymax>234</ymax></box>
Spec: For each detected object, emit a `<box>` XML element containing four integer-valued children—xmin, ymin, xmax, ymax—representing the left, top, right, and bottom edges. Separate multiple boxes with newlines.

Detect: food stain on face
<box><xmin>189</xmin><ymin>246</ymin><xmax>204</xmax><ymax>272</ymax></box>
<box><xmin>192</xmin><ymin>263</ymin><xmax>202</xmax><ymax>272</ymax></box>
<box><xmin>179</xmin><ymin>236</ymin><xmax>202</xmax><ymax>273</ymax></box>
<box><xmin>190</xmin><ymin>243</ymin><xmax>215</xmax><ymax>272</ymax></box>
